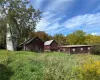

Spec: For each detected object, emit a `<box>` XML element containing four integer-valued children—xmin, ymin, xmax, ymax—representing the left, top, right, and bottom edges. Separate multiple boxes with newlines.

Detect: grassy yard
<box><xmin>0</xmin><ymin>50</ymin><xmax>100</xmax><ymax>80</ymax></box>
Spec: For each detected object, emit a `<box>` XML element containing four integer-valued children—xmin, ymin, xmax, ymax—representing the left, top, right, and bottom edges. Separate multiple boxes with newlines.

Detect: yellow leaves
<box><xmin>76</xmin><ymin>61</ymin><xmax>100</xmax><ymax>80</ymax></box>
<box><xmin>85</xmin><ymin>34</ymin><xmax>100</xmax><ymax>45</ymax></box>
<box><xmin>82</xmin><ymin>61</ymin><xmax>100</xmax><ymax>77</ymax></box>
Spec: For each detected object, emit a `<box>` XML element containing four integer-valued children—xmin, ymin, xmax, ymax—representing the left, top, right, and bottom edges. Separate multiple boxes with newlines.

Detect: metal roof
<box><xmin>26</xmin><ymin>38</ymin><xmax>34</xmax><ymax>44</ymax></box>
<box><xmin>59</xmin><ymin>45</ymin><xmax>91</xmax><ymax>48</ymax></box>
<box><xmin>20</xmin><ymin>37</ymin><xmax>41</xmax><ymax>45</ymax></box>
<box><xmin>20</xmin><ymin>38</ymin><xmax>33</xmax><ymax>45</ymax></box>
<box><xmin>44</xmin><ymin>40</ymin><xmax>54</xmax><ymax>45</ymax></box>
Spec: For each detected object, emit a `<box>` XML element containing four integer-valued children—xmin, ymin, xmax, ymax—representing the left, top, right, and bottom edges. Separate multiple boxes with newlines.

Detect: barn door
<box><xmin>35</xmin><ymin>45</ymin><xmax>39</xmax><ymax>52</ymax></box>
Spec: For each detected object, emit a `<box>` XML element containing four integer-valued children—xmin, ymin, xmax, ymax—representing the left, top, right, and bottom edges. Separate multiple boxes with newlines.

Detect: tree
<box><xmin>91</xmin><ymin>43</ymin><xmax>100</xmax><ymax>55</ymax></box>
<box><xmin>67</xmin><ymin>30</ymin><xmax>86</xmax><ymax>45</ymax></box>
<box><xmin>34</xmin><ymin>31</ymin><xmax>51</xmax><ymax>42</ymax></box>
<box><xmin>85</xmin><ymin>34</ymin><xmax>100</xmax><ymax>45</ymax></box>
<box><xmin>27</xmin><ymin>31</ymin><xmax>52</xmax><ymax>42</ymax></box>
<box><xmin>0</xmin><ymin>18</ymin><xmax>6</xmax><ymax>48</ymax></box>
<box><xmin>53</xmin><ymin>34</ymin><xmax>67</xmax><ymax>45</ymax></box>
<box><xmin>0</xmin><ymin>0</ymin><xmax>41</xmax><ymax>51</ymax></box>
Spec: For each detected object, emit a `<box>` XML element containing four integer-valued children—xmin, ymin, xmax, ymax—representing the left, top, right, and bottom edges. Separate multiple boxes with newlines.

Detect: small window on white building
<box><xmin>81</xmin><ymin>48</ymin><xmax>83</xmax><ymax>50</ymax></box>
<box><xmin>88</xmin><ymin>47</ymin><xmax>90</xmax><ymax>50</ymax></box>
<box><xmin>73</xmin><ymin>48</ymin><xmax>75</xmax><ymax>51</ymax></box>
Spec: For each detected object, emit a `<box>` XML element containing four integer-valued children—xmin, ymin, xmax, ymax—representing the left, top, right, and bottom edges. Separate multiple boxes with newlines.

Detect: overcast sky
<box><xmin>30</xmin><ymin>0</ymin><xmax>100</xmax><ymax>35</ymax></box>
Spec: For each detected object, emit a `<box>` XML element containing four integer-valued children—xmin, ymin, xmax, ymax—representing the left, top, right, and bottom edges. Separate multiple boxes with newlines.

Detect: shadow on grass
<box><xmin>0</xmin><ymin>64</ymin><xmax>13</xmax><ymax>80</ymax></box>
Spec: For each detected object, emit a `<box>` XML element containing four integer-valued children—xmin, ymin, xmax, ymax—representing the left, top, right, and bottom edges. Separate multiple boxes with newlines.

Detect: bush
<box><xmin>9</xmin><ymin>59</ymin><xmax>44</xmax><ymax>80</ymax></box>
<box><xmin>79</xmin><ymin>61</ymin><xmax>100</xmax><ymax>80</ymax></box>
<box><xmin>43</xmin><ymin>55</ymin><xmax>80</xmax><ymax>80</ymax></box>
<box><xmin>91</xmin><ymin>43</ymin><xmax>100</xmax><ymax>55</ymax></box>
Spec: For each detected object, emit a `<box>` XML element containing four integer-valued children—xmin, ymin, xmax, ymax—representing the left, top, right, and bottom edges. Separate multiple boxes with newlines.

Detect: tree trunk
<box><xmin>6</xmin><ymin>23</ymin><xmax>14</xmax><ymax>51</ymax></box>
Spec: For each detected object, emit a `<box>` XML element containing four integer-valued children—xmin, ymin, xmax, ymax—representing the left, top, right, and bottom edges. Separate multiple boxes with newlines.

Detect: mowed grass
<box><xmin>0</xmin><ymin>50</ymin><xmax>100</xmax><ymax>80</ymax></box>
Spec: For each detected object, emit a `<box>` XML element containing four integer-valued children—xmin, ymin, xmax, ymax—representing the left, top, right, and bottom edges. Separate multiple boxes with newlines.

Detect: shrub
<box><xmin>9</xmin><ymin>59</ymin><xmax>44</xmax><ymax>80</ymax></box>
<box><xmin>79</xmin><ymin>61</ymin><xmax>100</xmax><ymax>80</ymax></box>
<box><xmin>43</xmin><ymin>55</ymin><xmax>80</xmax><ymax>80</ymax></box>
<box><xmin>91</xmin><ymin>43</ymin><xmax>100</xmax><ymax>55</ymax></box>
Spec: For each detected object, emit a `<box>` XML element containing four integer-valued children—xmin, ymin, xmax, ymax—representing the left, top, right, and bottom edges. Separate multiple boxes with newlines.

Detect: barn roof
<box><xmin>44</xmin><ymin>40</ymin><xmax>54</xmax><ymax>45</ymax></box>
<box><xmin>20</xmin><ymin>37</ymin><xmax>43</xmax><ymax>45</ymax></box>
<box><xmin>59</xmin><ymin>45</ymin><xmax>91</xmax><ymax>48</ymax></box>
<box><xmin>20</xmin><ymin>38</ymin><xmax>32</xmax><ymax>46</ymax></box>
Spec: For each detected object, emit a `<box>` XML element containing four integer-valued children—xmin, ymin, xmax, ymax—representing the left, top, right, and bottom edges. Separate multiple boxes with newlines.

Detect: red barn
<box><xmin>44</xmin><ymin>40</ymin><xmax>58</xmax><ymax>51</ymax></box>
<box><xmin>21</xmin><ymin>37</ymin><xmax>44</xmax><ymax>52</ymax></box>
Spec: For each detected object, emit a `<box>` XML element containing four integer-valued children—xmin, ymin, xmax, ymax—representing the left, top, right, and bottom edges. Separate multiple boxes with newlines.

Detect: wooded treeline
<box><xmin>28</xmin><ymin>30</ymin><xmax>100</xmax><ymax>45</ymax></box>
<box><xmin>0</xmin><ymin>29</ymin><xmax>100</xmax><ymax>49</ymax></box>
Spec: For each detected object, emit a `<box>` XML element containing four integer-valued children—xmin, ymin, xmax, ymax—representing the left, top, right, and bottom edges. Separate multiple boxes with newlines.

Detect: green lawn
<box><xmin>0</xmin><ymin>50</ymin><xmax>100</xmax><ymax>80</ymax></box>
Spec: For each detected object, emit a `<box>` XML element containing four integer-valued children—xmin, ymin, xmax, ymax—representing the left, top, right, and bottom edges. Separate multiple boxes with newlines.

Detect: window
<box><xmin>88</xmin><ymin>47</ymin><xmax>90</xmax><ymax>50</ymax></box>
<box><xmin>73</xmin><ymin>48</ymin><xmax>75</xmax><ymax>51</ymax></box>
<box><xmin>81</xmin><ymin>48</ymin><xmax>83</xmax><ymax>50</ymax></box>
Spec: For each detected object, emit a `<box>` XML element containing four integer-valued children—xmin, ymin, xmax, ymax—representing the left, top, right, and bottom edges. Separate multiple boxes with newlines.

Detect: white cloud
<box><xmin>45</xmin><ymin>0</ymin><xmax>74</xmax><ymax>12</ymax></box>
<box><xmin>36</xmin><ymin>12</ymin><xmax>100</xmax><ymax>35</ymax></box>
<box><xmin>49</xmin><ymin>28</ymin><xmax>65</xmax><ymax>35</ymax></box>
<box><xmin>42</xmin><ymin>12</ymin><xmax>50</xmax><ymax>16</ymax></box>
<box><xmin>36</xmin><ymin>11</ymin><xmax>58</xmax><ymax>31</ymax></box>
<box><xmin>36</xmin><ymin>16</ymin><xmax>62</xmax><ymax>32</ymax></box>
<box><xmin>29</xmin><ymin>0</ymin><xmax>100</xmax><ymax>36</ymax></box>
<box><xmin>46</xmin><ymin>22</ymin><xmax>60</xmax><ymax>31</ymax></box>
<box><xmin>31</xmin><ymin>0</ymin><xmax>74</xmax><ymax>35</ymax></box>
<box><xmin>43</xmin><ymin>12</ymin><xmax>58</xmax><ymax>21</ymax></box>
<box><xmin>64</xmin><ymin>13</ymin><xmax>100</xmax><ymax>29</ymax></box>
<box><xmin>91</xmin><ymin>32</ymin><xmax>100</xmax><ymax>35</ymax></box>
<box><xmin>36</xmin><ymin>11</ymin><xmax>65</xmax><ymax>34</ymax></box>
<box><xmin>91</xmin><ymin>32</ymin><xmax>97</xmax><ymax>35</ymax></box>
<box><xmin>36</xmin><ymin>18</ymin><xmax>50</xmax><ymax>31</ymax></box>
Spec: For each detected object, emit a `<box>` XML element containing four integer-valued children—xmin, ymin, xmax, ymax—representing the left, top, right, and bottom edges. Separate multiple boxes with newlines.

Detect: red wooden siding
<box><xmin>59</xmin><ymin>45</ymin><xmax>91</xmax><ymax>54</ymax></box>
<box><xmin>44</xmin><ymin>40</ymin><xmax>58</xmax><ymax>51</ymax></box>
<box><xmin>23</xmin><ymin>37</ymin><xmax>44</xmax><ymax>52</ymax></box>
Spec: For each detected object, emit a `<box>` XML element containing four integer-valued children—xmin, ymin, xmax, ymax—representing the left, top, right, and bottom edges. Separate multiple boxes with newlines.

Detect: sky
<box><xmin>30</xmin><ymin>0</ymin><xmax>100</xmax><ymax>36</ymax></box>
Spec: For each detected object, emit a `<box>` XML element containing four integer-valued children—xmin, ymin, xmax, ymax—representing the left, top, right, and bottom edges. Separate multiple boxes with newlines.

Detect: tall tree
<box><xmin>67</xmin><ymin>30</ymin><xmax>86</xmax><ymax>45</ymax></box>
<box><xmin>27</xmin><ymin>31</ymin><xmax>52</xmax><ymax>42</ymax></box>
<box><xmin>85</xmin><ymin>34</ymin><xmax>100</xmax><ymax>45</ymax></box>
<box><xmin>0</xmin><ymin>18</ymin><xmax>6</xmax><ymax>48</ymax></box>
<box><xmin>34</xmin><ymin>31</ymin><xmax>51</xmax><ymax>42</ymax></box>
<box><xmin>53</xmin><ymin>34</ymin><xmax>67</xmax><ymax>45</ymax></box>
<box><xmin>0</xmin><ymin>0</ymin><xmax>41</xmax><ymax>51</ymax></box>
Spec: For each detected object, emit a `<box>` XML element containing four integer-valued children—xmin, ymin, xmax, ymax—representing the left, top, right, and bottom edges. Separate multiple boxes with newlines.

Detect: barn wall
<box><xmin>44</xmin><ymin>45</ymin><xmax>50</xmax><ymax>51</ymax></box>
<box><xmin>50</xmin><ymin>41</ymin><xmax>58</xmax><ymax>51</ymax></box>
<box><xmin>44</xmin><ymin>41</ymin><xmax>58</xmax><ymax>51</ymax></box>
<box><xmin>70</xmin><ymin>46</ymin><xmax>91</xmax><ymax>54</ymax></box>
<box><xmin>24</xmin><ymin>38</ymin><xmax>44</xmax><ymax>52</ymax></box>
<box><xmin>59</xmin><ymin>47</ymin><xmax>70</xmax><ymax>53</ymax></box>
<box><xmin>59</xmin><ymin>46</ymin><xmax>91</xmax><ymax>54</ymax></box>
